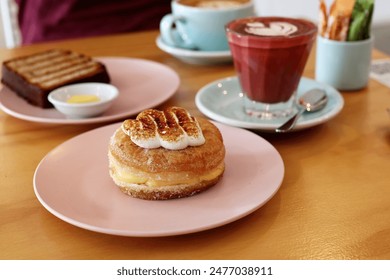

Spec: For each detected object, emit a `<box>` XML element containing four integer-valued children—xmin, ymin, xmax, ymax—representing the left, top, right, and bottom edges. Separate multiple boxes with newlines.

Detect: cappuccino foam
<box><xmin>179</xmin><ymin>0</ymin><xmax>248</xmax><ymax>9</ymax></box>
<box><xmin>197</xmin><ymin>0</ymin><xmax>243</xmax><ymax>8</ymax></box>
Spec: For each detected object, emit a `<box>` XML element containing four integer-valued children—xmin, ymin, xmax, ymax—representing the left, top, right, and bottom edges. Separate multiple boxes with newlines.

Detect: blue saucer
<box><xmin>195</xmin><ymin>76</ymin><xmax>344</xmax><ymax>132</ymax></box>
<box><xmin>156</xmin><ymin>36</ymin><xmax>232</xmax><ymax>65</ymax></box>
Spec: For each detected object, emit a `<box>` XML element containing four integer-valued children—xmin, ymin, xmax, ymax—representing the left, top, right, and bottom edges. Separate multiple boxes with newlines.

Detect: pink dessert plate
<box><xmin>33</xmin><ymin>122</ymin><xmax>284</xmax><ymax>237</ymax></box>
<box><xmin>0</xmin><ymin>57</ymin><xmax>180</xmax><ymax>124</ymax></box>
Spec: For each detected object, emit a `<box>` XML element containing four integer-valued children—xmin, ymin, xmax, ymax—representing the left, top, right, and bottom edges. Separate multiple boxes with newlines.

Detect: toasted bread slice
<box><xmin>1</xmin><ymin>49</ymin><xmax>110</xmax><ymax>108</ymax></box>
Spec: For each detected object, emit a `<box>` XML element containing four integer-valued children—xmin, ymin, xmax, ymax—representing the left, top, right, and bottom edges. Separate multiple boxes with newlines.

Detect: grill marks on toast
<box><xmin>1</xmin><ymin>49</ymin><xmax>111</xmax><ymax>108</ymax></box>
<box><xmin>5</xmin><ymin>50</ymin><xmax>104</xmax><ymax>90</ymax></box>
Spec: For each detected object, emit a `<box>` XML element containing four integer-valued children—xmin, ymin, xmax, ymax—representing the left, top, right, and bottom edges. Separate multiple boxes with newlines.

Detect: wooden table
<box><xmin>1</xmin><ymin>30</ymin><xmax>389</xmax><ymax>260</ymax></box>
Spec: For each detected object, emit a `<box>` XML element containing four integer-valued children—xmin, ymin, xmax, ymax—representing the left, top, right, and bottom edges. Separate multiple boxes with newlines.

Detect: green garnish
<box><xmin>347</xmin><ymin>0</ymin><xmax>375</xmax><ymax>41</ymax></box>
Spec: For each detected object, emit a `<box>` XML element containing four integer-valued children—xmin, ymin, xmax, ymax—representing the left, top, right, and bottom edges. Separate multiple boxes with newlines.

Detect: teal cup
<box><xmin>160</xmin><ymin>0</ymin><xmax>254</xmax><ymax>51</ymax></box>
<box><xmin>315</xmin><ymin>36</ymin><xmax>373</xmax><ymax>91</ymax></box>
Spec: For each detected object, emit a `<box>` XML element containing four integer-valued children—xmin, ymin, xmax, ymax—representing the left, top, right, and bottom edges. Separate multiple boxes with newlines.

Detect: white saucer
<box><xmin>156</xmin><ymin>36</ymin><xmax>232</xmax><ymax>65</ymax></box>
<box><xmin>0</xmin><ymin>57</ymin><xmax>180</xmax><ymax>124</ymax></box>
<box><xmin>33</xmin><ymin>122</ymin><xmax>283</xmax><ymax>237</ymax></box>
<box><xmin>195</xmin><ymin>76</ymin><xmax>344</xmax><ymax>132</ymax></box>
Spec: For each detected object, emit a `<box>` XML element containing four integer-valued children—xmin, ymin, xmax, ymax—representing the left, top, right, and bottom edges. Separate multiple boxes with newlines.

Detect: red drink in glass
<box><xmin>226</xmin><ymin>17</ymin><xmax>317</xmax><ymax>119</ymax></box>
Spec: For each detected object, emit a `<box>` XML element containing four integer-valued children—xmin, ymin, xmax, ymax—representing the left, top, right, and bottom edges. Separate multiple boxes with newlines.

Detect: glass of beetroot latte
<box><xmin>226</xmin><ymin>17</ymin><xmax>317</xmax><ymax>119</ymax></box>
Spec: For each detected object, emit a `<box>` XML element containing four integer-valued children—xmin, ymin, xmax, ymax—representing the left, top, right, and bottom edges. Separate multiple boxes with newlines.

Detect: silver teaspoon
<box><xmin>275</xmin><ymin>88</ymin><xmax>328</xmax><ymax>133</ymax></box>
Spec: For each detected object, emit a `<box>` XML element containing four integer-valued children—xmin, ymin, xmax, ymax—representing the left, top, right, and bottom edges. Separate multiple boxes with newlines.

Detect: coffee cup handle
<box><xmin>160</xmin><ymin>14</ymin><xmax>197</xmax><ymax>50</ymax></box>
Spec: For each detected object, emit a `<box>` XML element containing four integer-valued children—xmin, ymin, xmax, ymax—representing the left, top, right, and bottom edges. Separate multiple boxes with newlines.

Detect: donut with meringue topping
<box><xmin>108</xmin><ymin>107</ymin><xmax>225</xmax><ymax>200</ymax></box>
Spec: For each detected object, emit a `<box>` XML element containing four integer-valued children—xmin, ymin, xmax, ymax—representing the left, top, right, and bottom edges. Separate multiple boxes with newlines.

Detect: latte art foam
<box><xmin>245</xmin><ymin>21</ymin><xmax>298</xmax><ymax>37</ymax></box>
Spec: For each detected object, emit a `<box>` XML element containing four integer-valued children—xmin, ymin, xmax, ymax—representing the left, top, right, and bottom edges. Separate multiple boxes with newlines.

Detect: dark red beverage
<box><xmin>226</xmin><ymin>17</ymin><xmax>317</xmax><ymax>105</ymax></box>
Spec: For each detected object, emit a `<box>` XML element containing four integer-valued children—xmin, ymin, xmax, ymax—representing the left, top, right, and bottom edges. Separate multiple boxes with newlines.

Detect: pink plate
<box><xmin>0</xmin><ymin>57</ymin><xmax>179</xmax><ymax>124</ymax></box>
<box><xmin>33</xmin><ymin>122</ymin><xmax>284</xmax><ymax>236</ymax></box>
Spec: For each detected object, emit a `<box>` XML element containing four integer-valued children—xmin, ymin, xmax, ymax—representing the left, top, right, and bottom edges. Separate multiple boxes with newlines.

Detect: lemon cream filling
<box><xmin>111</xmin><ymin>162</ymin><xmax>224</xmax><ymax>187</ymax></box>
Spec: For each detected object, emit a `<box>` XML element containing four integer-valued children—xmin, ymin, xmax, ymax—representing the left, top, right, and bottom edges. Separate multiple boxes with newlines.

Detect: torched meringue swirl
<box><xmin>121</xmin><ymin>107</ymin><xmax>205</xmax><ymax>150</ymax></box>
<box><xmin>245</xmin><ymin>21</ymin><xmax>298</xmax><ymax>37</ymax></box>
